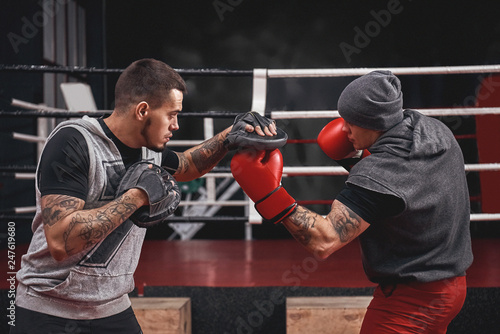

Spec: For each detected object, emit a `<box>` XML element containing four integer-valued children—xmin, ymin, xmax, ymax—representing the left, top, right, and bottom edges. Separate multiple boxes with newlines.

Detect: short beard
<box><xmin>141</xmin><ymin>118</ymin><xmax>165</xmax><ymax>152</ymax></box>
<box><xmin>150</xmin><ymin>145</ymin><xmax>165</xmax><ymax>153</ymax></box>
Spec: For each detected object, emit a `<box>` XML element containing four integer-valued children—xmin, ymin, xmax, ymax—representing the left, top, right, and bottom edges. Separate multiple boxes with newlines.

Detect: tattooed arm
<box><xmin>41</xmin><ymin>189</ymin><xmax>148</xmax><ymax>262</ymax></box>
<box><xmin>171</xmin><ymin>119</ymin><xmax>278</xmax><ymax>182</ymax></box>
<box><xmin>172</xmin><ymin>128</ymin><xmax>231</xmax><ymax>182</ymax></box>
<box><xmin>281</xmin><ymin>200</ymin><xmax>370</xmax><ymax>259</ymax></box>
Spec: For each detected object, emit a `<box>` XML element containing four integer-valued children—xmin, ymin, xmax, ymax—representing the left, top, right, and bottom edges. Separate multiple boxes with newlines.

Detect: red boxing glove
<box><xmin>231</xmin><ymin>149</ymin><xmax>297</xmax><ymax>224</ymax></box>
<box><xmin>317</xmin><ymin>118</ymin><xmax>370</xmax><ymax>171</ymax></box>
<box><xmin>317</xmin><ymin>118</ymin><xmax>356</xmax><ymax>160</ymax></box>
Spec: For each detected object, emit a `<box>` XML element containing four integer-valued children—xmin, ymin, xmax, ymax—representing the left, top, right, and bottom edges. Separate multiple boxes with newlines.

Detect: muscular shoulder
<box><xmin>38</xmin><ymin>127</ymin><xmax>90</xmax><ymax>200</ymax></box>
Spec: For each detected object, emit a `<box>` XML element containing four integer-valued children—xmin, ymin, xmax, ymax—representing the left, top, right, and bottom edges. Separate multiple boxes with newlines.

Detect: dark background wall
<box><xmin>1</xmin><ymin>0</ymin><xmax>500</xmax><ymax>243</ymax></box>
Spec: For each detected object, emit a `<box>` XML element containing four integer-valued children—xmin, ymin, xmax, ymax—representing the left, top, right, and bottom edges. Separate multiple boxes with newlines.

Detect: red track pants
<box><xmin>360</xmin><ymin>276</ymin><xmax>467</xmax><ymax>334</ymax></box>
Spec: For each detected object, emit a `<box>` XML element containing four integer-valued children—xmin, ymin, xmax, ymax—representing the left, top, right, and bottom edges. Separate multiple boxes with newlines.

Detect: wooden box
<box><xmin>131</xmin><ymin>297</ymin><xmax>191</xmax><ymax>334</ymax></box>
<box><xmin>287</xmin><ymin>296</ymin><xmax>372</xmax><ymax>334</ymax></box>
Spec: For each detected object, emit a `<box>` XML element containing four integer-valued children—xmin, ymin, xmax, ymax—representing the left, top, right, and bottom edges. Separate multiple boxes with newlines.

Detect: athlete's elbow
<box><xmin>51</xmin><ymin>248</ymin><xmax>68</xmax><ymax>262</ymax></box>
<box><xmin>309</xmin><ymin>240</ymin><xmax>337</xmax><ymax>260</ymax></box>
<box><xmin>46</xmin><ymin>238</ymin><xmax>69</xmax><ymax>262</ymax></box>
<box><xmin>173</xmin><ymin>169</ymin><xmax>201</xmax><ymax>182</ymax></box>
<box><xmin>314</xmin><ymin>246</ymin><xmax>335</xmax><ymax>260</ymax></box>
<box><xmin>50</xmin><ymin>244</ymin><xmax>69</xmax><ymax>262</ymax></box>
<box><xmin>294</xmin><ymin>235</ymin><xmax>338</xmax><ymax>260</ymax></box>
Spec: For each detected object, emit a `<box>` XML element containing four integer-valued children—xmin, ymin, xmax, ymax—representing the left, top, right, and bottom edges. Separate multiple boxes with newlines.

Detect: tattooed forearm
<box><xmin>175</xmin><ymin>152</ymin><xmax>189</xmax><ymax>175</ymax></box>
<box><xmin>289</xmin><ymin>206</ymin><xmax>318</xmax><ymax>230</ymax></box>
<box><xmin>191</xmin><ymin>133</ymin><xmax>227</xmax><ymax>174</ymax></box>
<box><xmin>62</xmin><ymin>194</ymin><xmax>137</xmax><ymax>256</ymax></box>
<box><xmin>42</xmin><ymin>195</ymin><xmax>82</xmax><ymax>226</ymax></box>
<box><xmin>287</xmin><ymin>206</ymin><xmax>319</xmax><ymax>246</ymax></box>
<box><xmin>281</xmin><ymin>201</ymin><xmax>367</xmax><ymax>258</ymax></box>
<box><xmin>328</xmin><ymin>204</ymin><xmax>361</xmax><ymax>243</ymax></box>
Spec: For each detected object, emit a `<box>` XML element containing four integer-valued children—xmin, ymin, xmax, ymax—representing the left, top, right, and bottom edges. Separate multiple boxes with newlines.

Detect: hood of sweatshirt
<box><xmin>369</xmin><ymin>109</ymin><xmax>453</xmax><ymax>160</ymax></box>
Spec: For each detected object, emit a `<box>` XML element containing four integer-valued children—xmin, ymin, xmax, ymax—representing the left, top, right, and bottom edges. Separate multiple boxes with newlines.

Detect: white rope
<box><xmin>267</xmin><ymin>64</ymin><xmax>500</xmax><ymax>78</ymax></box>
<box><xmin>418</xmin><ymin>107</ymin><xmax>500</xmax><ymax>117</ymax></box>
<box><xmin>271</xmin><ymin>107</ymin><xmax>500</xmax><ymax>120</ymax></box>
<box><xmin>13</xmin><ymin>163</ymin><xmax>500</xmax><ymax>181</ymax></box>
<box><xmin>12</xmin><ymin>132</ymin><xmax>47</xmax><ymax>143</ymax></box>
<box><xmin>178</xmin><ymin>200</ymin><xmax>248</xmax><ymax>207</ymax></box>
<box><xmin>12</xmin><ymin>172</ymin><xmax>236</xmax><ymax>181</ymax></box>
<box><xmin>470</xmin><ymin>213</ymin><xmax>500</xmax><ymax>221</ymax></box>
<box><xmin>271</xmin><ymin>110</ymin><xmax>341</xmax><ymax>119</ymax></box>
<box><xmin>201</xmin><ymin>173</ymin><xmax>234</xmax><ymax>178</ymax></box>
<box><xmin>283</xmin><ymin>166</ymin><xmax>348</xmax><ymax>176</ymax></box>
<box><xmin>168</xmin><ymin>140</ymin><xmax>203</xmax><ymax>147</ymax></box>
<box><xmin>14</xmin><ymin>173</ymin><xmax>36</xmax><ymax>180</ymax></box>
<box><xmin>7</xmin><ymin>205</ymin><xmax>499</xmax><ymax>221</ymax></box>
<box><xmin>11</xmin><ymin>98</ymin><xmax>66</xmax><ymax>111</ymax></box>
<box><xmin>282</xmin><ymin>164</ymin><xmax>500</xmax><ymax>175</ymax></box>
<box><xmin>14</xmin><ymin>206</ymin><xmax>37</xmax><ymax>214</ymax></box>
<box><xmin>465</xmin><ymin>164</ymin><xmax>500</xmax><ymax>172</ymax></box>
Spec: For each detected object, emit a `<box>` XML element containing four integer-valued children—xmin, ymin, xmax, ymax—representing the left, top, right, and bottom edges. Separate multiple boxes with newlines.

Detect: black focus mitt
<box><xmin>116</xmin><ymin>161</ymin><xmax>181</xmax><ymax>228</ymax></box>
<box><xmin>225</xmin><ymin>111</ymin><xmax>288</xmax><ymax>150</ymax></box>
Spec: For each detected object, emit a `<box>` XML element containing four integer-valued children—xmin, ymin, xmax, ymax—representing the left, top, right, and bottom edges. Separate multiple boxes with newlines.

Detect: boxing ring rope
<box><xmin>1</xmin><ymin>64</ymin><xmax>500</xmax><ymax>236</ymax></box>
<box><xmin>0</xmin><ymin>64</ymin><xmax>253</xmax><ymax>77</ymax></box>
<box><xmin>4</xmin><ymin>163</ymin><xmax>500</xmax><ymax>179</ymax></box>
<box><xmin>2</xmin><ymin>213</ymin><xmax>500</xmax><ymax>223</ymax></box>
<box><xmin>3</xmin><ymin>63</ymin><xmax>500</xmax><ymax>77</ymax></box>
<box><xmin>3</xmin><ymin>107</ymin><xmax>500</xmax><ymax>119</ymax></box>
<box><xmin>266</xmin><ymin>64</ymin><xmax>500</xmax><ymax>78</ymax></box>
<box><xmin>271</xmin><ymin>107</ymin><xmax>500</xmax><ymax>119</ymax></box>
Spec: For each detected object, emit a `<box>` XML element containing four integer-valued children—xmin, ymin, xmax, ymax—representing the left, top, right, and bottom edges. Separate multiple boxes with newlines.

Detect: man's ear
<box><xmin>135</xmin><ymin>101</ymin><xmax>149</xmax><ymax>120</ymax></box>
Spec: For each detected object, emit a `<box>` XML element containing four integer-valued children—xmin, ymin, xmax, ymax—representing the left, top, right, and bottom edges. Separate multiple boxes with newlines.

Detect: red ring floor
<box><xmin>2</xmin><ymin>238</ymin><xmax>499</xmax><ymax>293</ymax></box>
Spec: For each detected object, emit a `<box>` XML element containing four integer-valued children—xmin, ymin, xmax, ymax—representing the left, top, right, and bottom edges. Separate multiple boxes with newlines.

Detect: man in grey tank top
<box><xmin>12</xmin><ymin>59</ymin><xmax>281</xmax><ymax>333</ymax></box>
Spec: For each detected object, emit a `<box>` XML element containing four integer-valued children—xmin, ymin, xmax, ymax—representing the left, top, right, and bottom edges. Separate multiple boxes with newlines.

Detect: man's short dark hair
<box><xmin>114</xmin><ymin>58</ymin><xmax>187</xmax><ymax>112</ymax></box>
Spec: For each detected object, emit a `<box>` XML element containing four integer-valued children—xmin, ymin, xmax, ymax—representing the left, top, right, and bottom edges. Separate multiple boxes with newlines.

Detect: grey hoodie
<box><xmin>347</xmin><ymin>110</ymin><xmax>473</xmax><ymax>284</ymax></box>
<box><xmin>16</xmin><ymin>116</ymin><xmax>161</xmax><ymax>319</ymax></box>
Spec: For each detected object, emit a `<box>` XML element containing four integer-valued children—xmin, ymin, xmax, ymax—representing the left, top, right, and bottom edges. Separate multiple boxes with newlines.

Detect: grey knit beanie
<box><xmin>338</xmin><ymin>70</ymin><xmax>403</xmax><ymax>131</ymax></box>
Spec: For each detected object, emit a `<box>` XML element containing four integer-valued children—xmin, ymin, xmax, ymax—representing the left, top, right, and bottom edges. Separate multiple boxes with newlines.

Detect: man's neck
<box><xmin>103</xmin><ymin>111</ymin><xmax>142</xmax><ymax>149</ymax></box>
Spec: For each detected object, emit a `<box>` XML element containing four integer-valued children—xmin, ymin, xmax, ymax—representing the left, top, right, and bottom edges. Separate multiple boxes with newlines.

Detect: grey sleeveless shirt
<box><xmin>16</xmin><ymin>116</ymin><xmax>161</xmax><ymax>319</ymax></box>
<box><xmin>347</xmin><ymin>110</ymin><xmax>473</xmax><ymax>284</ymax></box>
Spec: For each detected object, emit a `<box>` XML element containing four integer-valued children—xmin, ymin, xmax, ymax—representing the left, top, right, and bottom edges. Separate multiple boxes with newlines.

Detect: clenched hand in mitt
<box><xmin>116</xmin><ymin>161</ymin><xmax>181</xmax><ymax>228</ymax></box>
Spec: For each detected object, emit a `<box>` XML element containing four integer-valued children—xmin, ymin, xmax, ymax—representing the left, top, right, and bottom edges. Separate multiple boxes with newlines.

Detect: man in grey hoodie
<box><xmin>12</xmin><ymin>58</ymin><xmax>280</xmax><ymax>333</ymax></box>
<box><xmin>231</xmin><ymin>71</ymin><xmax>473</xmax><ymax>333</ymax></box>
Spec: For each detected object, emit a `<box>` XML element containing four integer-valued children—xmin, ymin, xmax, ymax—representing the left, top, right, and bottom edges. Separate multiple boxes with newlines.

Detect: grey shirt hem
<box><xmin>15</xmin><ymin>283</ymin><xmax>131</xmax><ymax>320</ymax></box>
